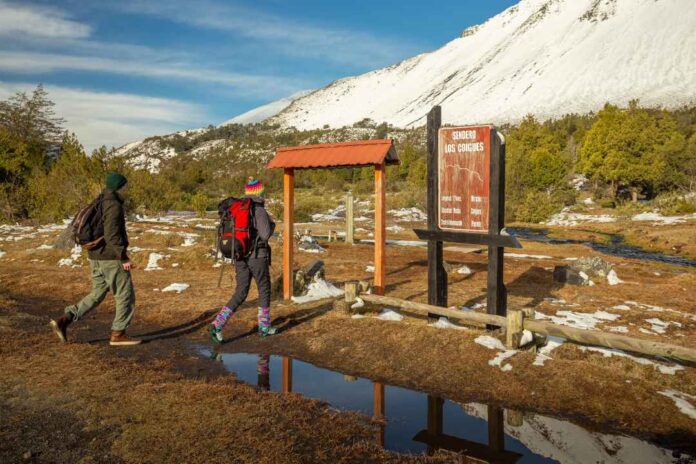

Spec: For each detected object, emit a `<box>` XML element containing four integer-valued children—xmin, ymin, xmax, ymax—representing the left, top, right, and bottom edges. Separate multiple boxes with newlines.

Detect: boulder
<box><xmin>572</xmin><ymin>256</ymin><xmax>612</xmax><ymax>278</ymax></box>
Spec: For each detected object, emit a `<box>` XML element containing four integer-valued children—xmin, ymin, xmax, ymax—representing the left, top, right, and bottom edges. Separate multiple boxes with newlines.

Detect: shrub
<box><xmin>514</xmin><ymin>191</ymin><xmax>562</xmax><ymax>223</ymax></box>
<box><xmin>655</xmin><ymin>193</ymin><xmax>696</xmax><ymax>215</ymax></box>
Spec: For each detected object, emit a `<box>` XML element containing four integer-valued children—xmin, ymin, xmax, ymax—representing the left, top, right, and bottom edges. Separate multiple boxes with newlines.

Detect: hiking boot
<box><xmin>109</xmin><ymin>331</ymin><xmax>141</xmax><ymax>346</ymax></box>
<box><xmin>49</xmin><ymin>314</ymin><xmax>72</xmax><ymax>343</ymax></box>
<box><xmin>209</xmin><ymin>326</ymin><xmax>223</xmax><ymax>344</ymax></box>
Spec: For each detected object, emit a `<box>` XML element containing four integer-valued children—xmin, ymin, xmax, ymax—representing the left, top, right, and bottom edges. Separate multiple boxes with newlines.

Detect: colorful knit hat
<box><xmin>245</xmin><ymin>177</ymin><xmax>264</xmax><ymax>197</ymax></box>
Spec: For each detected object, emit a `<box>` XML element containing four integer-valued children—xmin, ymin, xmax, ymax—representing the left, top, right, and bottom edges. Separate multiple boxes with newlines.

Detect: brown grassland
<box><xmin>1</xmin><ymin>215</ymin><xmax>695</xmax><ymax>462</ymax></box>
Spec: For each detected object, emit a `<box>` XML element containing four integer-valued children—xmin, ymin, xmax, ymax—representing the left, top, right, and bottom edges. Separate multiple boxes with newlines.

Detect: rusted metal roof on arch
<box><xmin>267</xmin><ymin>139</ymin><xmax>399</xmax><ymax>170</ymax></box>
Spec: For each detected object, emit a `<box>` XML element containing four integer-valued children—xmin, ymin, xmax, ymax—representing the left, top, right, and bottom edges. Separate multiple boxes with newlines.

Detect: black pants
<box><xmin>226</xmin><ymin>257</ymin><xmax>271</xmax><ymax>310</ymax></box>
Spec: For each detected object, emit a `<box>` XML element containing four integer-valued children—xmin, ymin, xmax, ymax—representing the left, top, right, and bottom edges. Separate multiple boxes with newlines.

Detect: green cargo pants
<box><xmin>65</xmin><ymin>260</ymin><xmax>135</xmax><ymax>332</ymax></box>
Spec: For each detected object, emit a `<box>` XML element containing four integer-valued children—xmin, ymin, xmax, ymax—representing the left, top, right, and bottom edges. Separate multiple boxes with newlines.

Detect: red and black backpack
<box><xmin>217</xmin><ymin>197</ymin><xmax>254</xmax><ymax>261</ymax></box>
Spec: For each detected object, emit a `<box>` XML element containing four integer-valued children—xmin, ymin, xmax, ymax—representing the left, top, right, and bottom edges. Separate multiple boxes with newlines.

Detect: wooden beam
<box><xmin>414</xmin><ymin>229</ymin><xmax>522</xmax><ymax>248</ymax></box>
<box><xmin>374</xmin><ymin>163</ymin><xmax>386</xmax><ymax>295</ymax></box>
<box><xmin>283</xmin><ymin>168</ymin><xmax>294</xmax><ymax>300</ymax></box>
<box><xmin>524</xmin><ymin>319</ymin><xmax>696</xmax><ymax>363</ymax></box>
<box><xmin>361</xmin><ymin>294</ymin><xmax>506</xmax><ymax>328</ymax></box>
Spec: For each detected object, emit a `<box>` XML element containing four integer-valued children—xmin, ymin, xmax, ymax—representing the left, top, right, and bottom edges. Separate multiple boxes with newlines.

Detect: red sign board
<box><xmin>438</xmin><ymin>125</ymin><xmax>491</xmax><ymax>232</ymax></box>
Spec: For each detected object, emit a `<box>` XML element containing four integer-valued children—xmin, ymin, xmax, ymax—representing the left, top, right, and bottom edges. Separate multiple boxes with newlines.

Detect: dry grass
<box><xmin>1</xmin><ymin>217</ymin><xmax>695</xmax><ymax>461</ymax></box>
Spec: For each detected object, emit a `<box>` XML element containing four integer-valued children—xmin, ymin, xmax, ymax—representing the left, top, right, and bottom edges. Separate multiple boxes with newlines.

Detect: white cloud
<box><xmin>0</xmin><ymin>51</ymin><xmax>304</xmax><ymax>98</ymax></box>
<box><xmin>0</xmin><ymin>82</ymin><xmax>209</xmax><ymax>152</ymax></box>
<box><xmin>0</xmin><ymin>1</ymin><xmax>91</xmax><ymax>39</ymax></box>
<box><xmin>116</xmin><ymin>0</ymin><xmax>421</xmax><ymax>68</ymax></box>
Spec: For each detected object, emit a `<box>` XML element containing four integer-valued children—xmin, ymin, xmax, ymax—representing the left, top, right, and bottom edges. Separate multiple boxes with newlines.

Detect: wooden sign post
<box><xmin>415</xmin><ymin>106</ymin><xmax>520</xmax><ymax>320</ymax></box>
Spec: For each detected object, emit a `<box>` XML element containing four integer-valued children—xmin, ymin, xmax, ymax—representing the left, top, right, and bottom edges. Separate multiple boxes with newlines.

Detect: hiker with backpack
<box><xmin>209</xmin><ymin>177</ymin><xmax>276</xmax><ymax>343</ymax></box>
<box><xmin>50</xmin><ymin>172</ymin><xmax>140</xmax><ymax>346</ymax></box>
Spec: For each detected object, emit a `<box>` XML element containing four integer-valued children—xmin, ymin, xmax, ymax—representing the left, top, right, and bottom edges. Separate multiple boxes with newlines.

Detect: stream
<box><xmin>507</xmin><ymin>227</ymin><xmax>696</xmax><ymax>267</ymax></box>
<box><xmin>198</xmin><ymin>347</ymin><xmax>694</xmax><ymax>463</ymax></box>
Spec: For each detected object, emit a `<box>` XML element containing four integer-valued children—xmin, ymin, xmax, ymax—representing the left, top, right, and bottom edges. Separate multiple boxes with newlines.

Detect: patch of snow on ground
<box><xmin>535</xmin><ymin>310</ymin><xmax>620</xmax><ymax>330</ymax></box>
<box><xmin>291</xmin><ymin>278</ymin><xmax>344</xmax><ymax>304</ymax></box>
<box><xmin>632</xmin><ymin>211</ymin><xmax>696</xmax><ymax>225</ymax></box>
<box><xmin>0</xmin><ymin>250</ymin><xmax>5</xmax><ymax>258</ymax></box>
<box><xmin>58</xmin><ymin>245</ymin><xmax>82</xmax><ymax>267</ymax></box>
<box><xmin>546</xmin><ymin>208</ymin><xmax>617</xmax><ymax>226</ymax></box>
<box><xmin>145</xmin><ymin>253</ymin><xmax>166</xmax><ymax>271</ymax></box>
<box><xmin>457</xmin><ymin>265</ymin><xmax>472</xmax><ymax>275</ymax></box>
<box><xmin>351</xmin><ymin>314</ymin><xmax>366</xmax><ymax>319</ymax></box>
<box><xmin>612</xmin><ymin>304</ymin><xmax>631</xmax><ymax>311</ymax></box>
<box><xmin>645</xmin><ymin>318</ymin><xmax>682</xmax><ymax>334</ymax></box>
<box><xmin>389</xmin><ymin>208</ymin><xmax>426</xmax><ymax>222</ymax></box>
<box><xmin>181</xmin><ymin>235</ymin><xmax>197</xmax><ymax>247</ymax></box>
<box><xmin>351</xmin><ymin>298</ymin><xmax>365</xmax><ymax>310</ymax></box>
<box><xmin>360</xmin><ymin>239</ymin><xmax>427</xmax><ymax>247</ymax></box>
<box><xmin>430</xmin><ymin>317</ymin><xmax>466</xmax><ymax>331</ymax></box>
<box><xmin>386</xmin><ymin>225</ymin><xmax>404</xmax><ymax>233</ymax></box>
<box><xmin>607</xmin><ymin>269</ymin><xmax>623</xmax><ymax>285</ymax></box>
<box><xmin>658</xmin><ymin>390</ymin><xmax>696</xmax><ymax>420</ymax></box>
<box><xmin>474</xmin><ymin>335</ymin><xmax>517</xmax><ymax>371</ymax></box>
<box><xmin>580</xmin><ymin>346</ymin><xmax>684</xmax><ymax>375</ymax></box>
<box><xmin>36</xmin><ymin>244</ymin><xmax>53</xmax><ymax>250</ymax></box>
<box><xmin>533</xmin><ymin>336</ymin><xmax>566</xmax><ymax>366</ymax></box>
<box><xmin>377</xmin><ymin>309</ymin><xmax>404</xmax><ymax>322</ymax></box>
<box><xmin>161</xmin><ymin>283</ymin><xmax>190</xmax><ymax>293</ymax></box>
<box><xmin>365</xmin><ymin>265</ymin><xmax>375</xmax><ymax>273</ymax></box>
<box><xmin>507</xmin><ymin>253</ymin><xmax>552</xmax><ymax>260</ymax></box>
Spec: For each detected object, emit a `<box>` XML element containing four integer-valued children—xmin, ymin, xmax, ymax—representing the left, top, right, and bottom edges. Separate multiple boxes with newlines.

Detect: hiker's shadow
<box><xmin>85</xmin><ymin>309</ymin><xmax>219</xmax><ymax>344</ymax></box>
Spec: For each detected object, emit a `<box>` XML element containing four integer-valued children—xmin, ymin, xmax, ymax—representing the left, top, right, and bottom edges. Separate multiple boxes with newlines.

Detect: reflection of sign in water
<box><xmin>438</xmin><ymin>125</ymin><xmax>491</xmax><ymax>232</ymax></box>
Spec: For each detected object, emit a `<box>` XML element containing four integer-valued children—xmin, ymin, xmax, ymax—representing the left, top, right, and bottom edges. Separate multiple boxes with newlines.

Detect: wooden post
<box><xmin>345</xmin><ymin>281</ymin><xmax>358</xmax><ymax>304</ymax></box>
<box><xmin>282</xmin><ymin>357</ymin><xmax>293</xmax><ymax>393</ymax></box>
<box><xmin>374</xmin><ymin>163</ymin><xmax>386</xmax><ymax>295</ymax></box>
<box><xmin>487</xmin><ymin>130</ymin><xmax>506</xmax><ymax>320</ymax></box>
<box><xmin>283</xmin><ymin>168</ymin><xmax>295</xmax><ymax>300</ymax></box>
<box><xmin>506</xmin><ymin>309</ymin><xmax>524</xmax><ymax>349</ymax></box>
<box><xmin>346</xmin><ymin>191</ymin><xmax>354</xmax><ymax>245</ymax></box>
<box><xmin>427</xmin><ymin>106</ymin><xmax>447</xmax><ymax>317</ymax></box>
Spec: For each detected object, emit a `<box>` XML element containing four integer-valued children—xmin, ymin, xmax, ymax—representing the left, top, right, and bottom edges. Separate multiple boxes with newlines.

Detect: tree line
<box><xmin>1</xmin><ymin>86</ymin><xmax>695</xmax><ymax>224</ymax></box>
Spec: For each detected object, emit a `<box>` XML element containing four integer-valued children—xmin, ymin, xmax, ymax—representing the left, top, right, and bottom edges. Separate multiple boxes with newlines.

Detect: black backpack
<box><xmin>71</xmin><ymin>194</ymin><xmax>105</xmax><ymax>250</ymax></box>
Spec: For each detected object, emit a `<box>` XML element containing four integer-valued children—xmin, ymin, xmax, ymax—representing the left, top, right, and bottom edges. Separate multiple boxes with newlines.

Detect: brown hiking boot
<box><xmin>109</xmin><ymin>331</ymin><xmax>141</xmax><ymax>346</ymax></box>
<box><xmin>49</xmin><ymin>315</ymin><xmax>72</xmax><ymax>343</ymax></box>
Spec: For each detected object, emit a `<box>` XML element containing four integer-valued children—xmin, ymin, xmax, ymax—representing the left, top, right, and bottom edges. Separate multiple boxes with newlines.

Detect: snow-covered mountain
<box><xmin>219</xmin><ymin>90</ymin><xmax>312</xmax><ymax>126</ymax></box>
<box><xmin>265</xmin><ymin>0</ymin><xmax>696</xmax><ymax>129</ymax></box>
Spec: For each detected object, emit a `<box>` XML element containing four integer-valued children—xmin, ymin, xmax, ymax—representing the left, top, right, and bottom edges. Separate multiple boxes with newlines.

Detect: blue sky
<box><xmin>0</xmin><ymin>0</ymin><xmax>518</xmax><ymax>151</ymax></box>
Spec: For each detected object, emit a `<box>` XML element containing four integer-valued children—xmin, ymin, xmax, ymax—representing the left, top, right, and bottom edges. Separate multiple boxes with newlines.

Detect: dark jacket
<box><xmin>88</xmin><ymin>189</ymin><xmax>129</xmax><ymax>261</ymax></box>
<box><xmin>249</xmin><ymin>196</ymin><xmax>275</xmax><ymax>259</ymax></box>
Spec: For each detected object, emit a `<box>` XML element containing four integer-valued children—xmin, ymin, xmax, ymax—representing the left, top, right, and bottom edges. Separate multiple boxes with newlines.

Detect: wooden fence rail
<box><xmin>358</xmin><ymin>293</ymin><xmax>696</xmax><ymax>364</ymax></box>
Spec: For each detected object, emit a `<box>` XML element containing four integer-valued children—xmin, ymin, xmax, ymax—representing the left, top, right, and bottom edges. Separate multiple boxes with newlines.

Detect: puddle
<box><xmin>198</xmin><ymin>347</ymin><xmax>694</xmax><ymax>463</ymax></box>
<box><xmin>508</xmin><ymin>227</ymin><xmax>696</xmax><ymax>267</ymax></box>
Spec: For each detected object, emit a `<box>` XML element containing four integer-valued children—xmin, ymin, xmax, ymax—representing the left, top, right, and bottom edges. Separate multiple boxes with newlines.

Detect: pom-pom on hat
<box><xmin>245</xmin><ymin>177</ymin><xmax>264</xmax><ymax>197</ymax></box>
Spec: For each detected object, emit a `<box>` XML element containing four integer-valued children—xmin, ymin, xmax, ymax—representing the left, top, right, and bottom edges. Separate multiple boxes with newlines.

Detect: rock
<box><xmin>571</xmin><ymin>256</ymin><xmax>613</xmax><ymax>278</ymax></box>
<box><xmin>553</xmin><ymin>266</ymin><xmax>591</xmax><ymax>285</ymax></box>
<box><xmin>23</xmin><ymin>451</ymin><xmax>32</xmax><ymax>460</ymax></box>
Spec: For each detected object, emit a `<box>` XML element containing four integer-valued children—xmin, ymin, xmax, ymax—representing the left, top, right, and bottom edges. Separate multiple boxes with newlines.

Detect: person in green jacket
<box><xmin>50</xmin><ymin>172</ymin><xmax>140</xmax><ymax>346</ymax></box>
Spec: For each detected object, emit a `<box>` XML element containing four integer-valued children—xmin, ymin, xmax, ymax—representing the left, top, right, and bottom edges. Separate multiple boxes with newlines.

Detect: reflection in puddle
<box><xmin>202</xmin><ymin>348</ymin><xmax>694</xmax><ymax>463</ymax></box>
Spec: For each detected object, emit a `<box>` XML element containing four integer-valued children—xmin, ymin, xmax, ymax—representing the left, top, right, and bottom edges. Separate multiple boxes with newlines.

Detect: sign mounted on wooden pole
<box><xmin>415</xmin><ymin>106</ymin><xmax>521</xmax><ymax>320</ymax></box>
